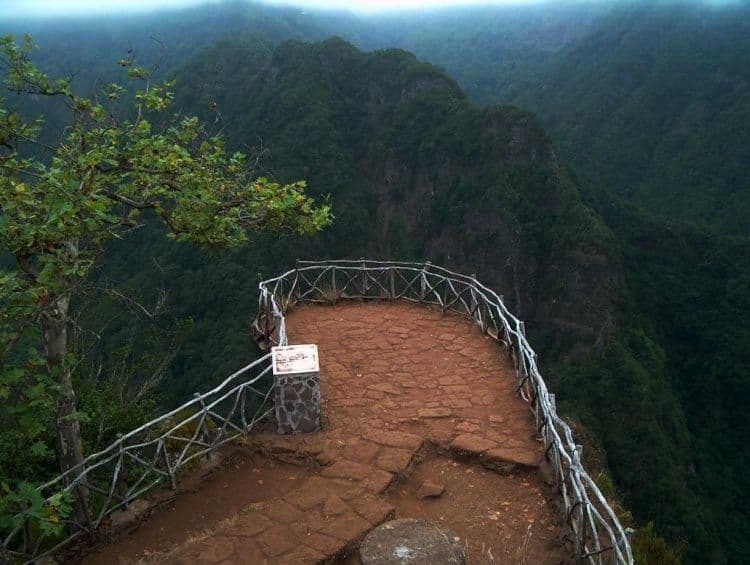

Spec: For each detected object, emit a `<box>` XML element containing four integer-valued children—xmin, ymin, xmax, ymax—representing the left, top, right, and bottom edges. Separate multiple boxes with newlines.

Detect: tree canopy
<box><xmin>0</xmin><ymin>33</ymin><xmax>330</xmax><ymax>538</ymax></box>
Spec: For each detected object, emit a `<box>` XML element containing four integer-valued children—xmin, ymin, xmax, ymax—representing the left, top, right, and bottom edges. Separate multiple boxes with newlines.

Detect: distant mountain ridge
<box><xmin>10</xmin><ymin>1</ymin><xmax>749</xmax><ymax>234</ymax></box>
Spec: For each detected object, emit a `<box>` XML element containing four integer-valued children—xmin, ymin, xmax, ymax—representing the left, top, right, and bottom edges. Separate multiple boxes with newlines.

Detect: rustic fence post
<box><xmin>441</xmin><ymin>277</ymin><xmax>448</xmax><ymax>315</ymax></box>
<box><xmin>194</xmin><ymin>393</ymin><xmax>213</xmax><ymax>463</ymax></box>
<box><xmin>161</xmin><ymin>439</ymin><xmax>177</xmax><ymax>490</ymax></box>
<box><xmin>470</xmin><ymin>274</ymin><xmax>481</xmax><ymax>327</ymax></box>
<box><xmin>517</xmin><ymin>321</ymin><xmax>527</xmax><ymax>377</ymax></box>
<box><xmin>23</xmin><ymin>517</ymin><xmax>33</xmax><ymax>557</ymax></box>
<box><xmin>360</xmin><ymin>259</ymin><xmax>367</xmax><ymax>297</ymax></box>
<box><xmin>263</xmin><ymin>293</ymin><xmax>272</xmax><ymax>346</ymax></box>
<box><xmin>420</xmin><ymin>261</ymin><xmax>431</xmax><ymax>302</ymax></box>
<box><xmin>294</xmin><ymin>259</ymin><xmax>301</xmax><ymax>303</ymax></box>
<box><xmin>331</xmin><ymin>265</ymin><xmax>338</xmax><ymax>304</ymax></box>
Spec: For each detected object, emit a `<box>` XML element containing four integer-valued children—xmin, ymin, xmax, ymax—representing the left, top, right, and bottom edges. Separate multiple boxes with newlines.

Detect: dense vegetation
<box><xmin>595</xmin><ymin>193</ymin><xmax>750</xmax><ymax>562</ymax></box>
<box><xmin>486</xmin><ymin>3</ymin><xmax>750</xmax><ymax>236</ymax></box>
<box><xmin>7</xmin><ymin>1</ymin><xmax>749</xmax><ymax>233</ymax></box>
<box><xmin>1</xmin><ymin>1</ymin><xmax>749</xmax><ymax>562</ymax></box>
<box><xmin>0</xmin><ymin>30</ymin><xmax>330</xmax><ymax>544</ymax></box>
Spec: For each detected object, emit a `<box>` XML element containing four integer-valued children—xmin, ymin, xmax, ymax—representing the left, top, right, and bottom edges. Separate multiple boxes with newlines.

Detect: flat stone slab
<box><xmin>483</xmin><ymin>447</ymin><xmax>542</xmax><ymax>472</ymax></box>
<box><xmin>417</xmin><ymin>407</ymin><xmax>452</xmax><ymax>418</ymax></box>
<box><xmin>450</xmin><ymin>433</ymin><xmax>498</xmax><ymax>455</ymax></box>
<box><xmin>365</xmin><ymin>430</ymin><xmax>423</xmax><ymax>451</ymax></box>
<box><xmin>360</xmin><ymin>518</ymin><xmax>467</xmax><ymax>565</ymax></box>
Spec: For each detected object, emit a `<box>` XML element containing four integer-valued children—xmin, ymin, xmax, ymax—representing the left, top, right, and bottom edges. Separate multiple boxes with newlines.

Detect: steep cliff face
<box><xmin>179</xmin><ymin>38</ymin><xmax>620</xmax><ymax>358</ymax></box>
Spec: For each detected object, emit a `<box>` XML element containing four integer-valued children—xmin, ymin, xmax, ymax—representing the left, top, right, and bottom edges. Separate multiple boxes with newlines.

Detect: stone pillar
<box><xmin>271</xmin><ymin>344</ymin><xmax>322</xmax><ymax>434</ymax></box>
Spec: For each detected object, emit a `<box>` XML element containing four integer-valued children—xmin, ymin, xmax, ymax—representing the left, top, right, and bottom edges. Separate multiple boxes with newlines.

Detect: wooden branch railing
<box><xmin>253</xmin><ymin>259</ymin><xmax>634</xmax><ymax>565</ymax></box>
<box><xmin>2</xmin><ymin>356</ymin><xmax>274</xmax><ymax>563</ymax></box>
<box><xmin>4</xmin><ymin>259</ymin><xmax>634</xmax><ymax>564</ymax></box>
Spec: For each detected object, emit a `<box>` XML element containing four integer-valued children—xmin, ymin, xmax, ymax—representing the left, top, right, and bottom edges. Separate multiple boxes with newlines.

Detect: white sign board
<box><xmin>271</xmin><ymin>344</ymin><xmax>320</xmax><ymax>375</ymax></box>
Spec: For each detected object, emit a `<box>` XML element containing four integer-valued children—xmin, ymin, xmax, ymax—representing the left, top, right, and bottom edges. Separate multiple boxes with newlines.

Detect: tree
<box><xmin>0</xmin><ymin>34</ymin><xmax>331</xmax><ymax>522</ymax></box>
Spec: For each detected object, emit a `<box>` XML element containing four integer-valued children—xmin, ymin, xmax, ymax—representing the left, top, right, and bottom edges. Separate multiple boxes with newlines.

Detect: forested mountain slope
<box><xmin>178</xmin><ymin>37</ymin><xmax>621</xmax><ymax>358</ymax></box>
<box><xmin>3</xmin><ymin>0</ymin><xmax>603</xmax><ymax>80</ymax></box>
<box><xmin>2</xmin><ymin>1</ymin><xmax>605</xmax><ymax>139</ymax></box>
<box><xmin>9</xmin><ymin>1</ymin><xmax>748</xmax><ymax>234</ymax></box>
<box><xmin>487</xmin><ymin>2</ymin><xmax>750</xmax><ymax>234</ymax></box>
<box><xmin>592</xmin><ymin>192</ymin><xmax>750</xmax><ymax>562</ymax></box>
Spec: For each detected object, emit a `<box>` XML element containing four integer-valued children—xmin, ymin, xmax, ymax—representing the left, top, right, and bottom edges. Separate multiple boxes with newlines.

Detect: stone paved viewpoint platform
<box><xmin>96</xmin><ymin>302</ymin><xmax>568</xmax><ymax>564</ymax></box>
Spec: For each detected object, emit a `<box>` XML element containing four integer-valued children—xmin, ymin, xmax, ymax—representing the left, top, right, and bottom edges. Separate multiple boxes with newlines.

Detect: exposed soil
<box><xmin>384</xmin><ymin>456</ymin><xmax>562</xmax><ymax>564</ymax></box>
<box><xmin>75</xmin><ymin>302</ymin><xmax>568</xmax><ymax>564</ymax></box>
<box><xmin>341</xmin><ymin>455</ymin><xmax>562</xmax><ymax>565</ymax></box>
<box><xmin>80</xmin><ymin>452</ymin><xmax>315</xmax><ymax>564</ymax></box>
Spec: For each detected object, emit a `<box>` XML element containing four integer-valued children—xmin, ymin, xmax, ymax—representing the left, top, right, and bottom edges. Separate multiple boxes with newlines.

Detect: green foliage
<box><xmin>633</xmin><ymin>522</ymin><xmax>681</xmax><ymax>565</ymax></box>
<box><xmin>0</xmin><ymin>31</ymin><xmax>330</xmax><ymax>546</ymax></box>
<box><xmin>0</xmin><ymin>33</ymin><xmax>330</xmax><ymax>261</ymax></box>
<box><xmin>550</xmin><ymin>328</ymin><xmax>720</xmax><ymax>559</ymax></box>
<box><xmin>485</xmin><ymin>3</ymin><xmax>750</xmax><ymax>236</ymax></box>
<box><xmin>594</xmin><ymin>192</ymin><xmax>750</xmax><ymax>563</ymax></box>
<box><xmin>73</xmin><ymin>315</ymin><xmax>194</xmax><ymax>453</ymax></box>
<box><xmin>0</xmin><ymin>483</ymin><xmax>72</xmax><ymax>541</ymax></box>
<box><xmin>0</xmin><ymin>271</ymin><xmax>57</xmax><ymax>484</ymax></box>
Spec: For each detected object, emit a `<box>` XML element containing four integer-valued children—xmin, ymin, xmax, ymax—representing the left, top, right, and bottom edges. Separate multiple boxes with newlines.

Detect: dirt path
<box><xmin>86</xmin><ymin>302</ymin><xmax>567</xmax><ymax>563</ymax></box>
<box><xmin>81</xmin><ymin>452</ymin><xmax>316</xmax><ymax>564</ymax></box>
<box><xmin>383</xmin><ymin>456</ymin><xmax>561</xmax><ymax>564</ymax></box>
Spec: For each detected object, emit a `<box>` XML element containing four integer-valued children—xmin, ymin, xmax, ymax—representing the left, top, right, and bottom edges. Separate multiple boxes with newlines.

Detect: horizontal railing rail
<box><xmin>2</xmin><ymin>355</ymin><xmax>274</xmax><ymax>563</ymax></box>
<box><xmin>254</xmin><ymin>259</ymin><xmax>634</xmax><ymax>565</ymax></box>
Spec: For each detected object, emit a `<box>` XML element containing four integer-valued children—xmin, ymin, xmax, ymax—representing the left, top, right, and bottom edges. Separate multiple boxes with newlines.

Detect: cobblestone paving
<box><xmin>165</xmin><ymin>302</ymin><xmax>559</xmax><ymax>564</ymax></box>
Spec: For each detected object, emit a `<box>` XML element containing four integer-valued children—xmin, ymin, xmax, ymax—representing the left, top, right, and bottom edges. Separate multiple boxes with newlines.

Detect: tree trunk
<box><xmin>43</xmin><ymin>296</ymin><xmax>91</xmax><ymax>528</ymax></box>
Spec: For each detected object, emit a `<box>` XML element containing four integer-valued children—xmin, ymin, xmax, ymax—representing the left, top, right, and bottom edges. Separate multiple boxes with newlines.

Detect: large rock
<box><xmin>360</xmin><ymin>518</ymin><xmax>467</xmax><ymax>564</ymax></box>
<box><xmin>416</xmin><ymin>480</ymin><xmax>445</xmax><ymax>499</ymax></box>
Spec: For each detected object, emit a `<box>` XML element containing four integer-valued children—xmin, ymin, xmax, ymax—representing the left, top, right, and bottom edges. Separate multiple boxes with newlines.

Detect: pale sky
<box><xmin>262</xmin><ymin>0</ymin><xmax>540</xmax><ymax>11</ymax></box>
<box><xmin>0</xmin><ymin>0</ymin><xmax>544</xmax><ymax>19</ymax></box>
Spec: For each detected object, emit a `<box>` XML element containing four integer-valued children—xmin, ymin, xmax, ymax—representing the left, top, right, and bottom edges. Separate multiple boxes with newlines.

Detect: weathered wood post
<box><xmin>331</xmin><ymin>265</ymin><xmax>338</xmax><ymax>304</ymax></box>
<box><xmin>161</xmin><ymin>438</ymin><xmax>177</xmax><ymax>490</ymax></box>
<box><xmin>360</xmin><ymin>259</ymin><xmax>367</xmax><ymax>297</ymax></box>
<box><xmin>441</xmin><ymin>279</ymin><xmax>449</xmax><ymax>316</ymax></box>
<box><xmin>271</xmin><ymin>344</ymin><xmax>322</xmax><ymax>434</ymax></box>
<box><xmin>517</xmin><ymin>321</ymin><xmax>527</xmax><ymax>378</ymax></box>
<box><xmin>195</xmin><ymin>393</ymin><xmax>213</xmax><ymax>462</ymax></box>
<box><xmin>263</xmin><ymin>293</ymin><xmax>272</xmax><ymax>346</ymax></box>
<box><xmin>420</xmin><ymin>261</ymin><xmax>431</xmax><ymax>302</ymax></box>
<box><xmin>470</xmin><ymin>274</ymin><xmax>480</xmax><ymax>327</ymax></box>
<box><xmin>293</xmin><ymin>259</ymin><xmax>302</xmax><ymax>304</ymax></box>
